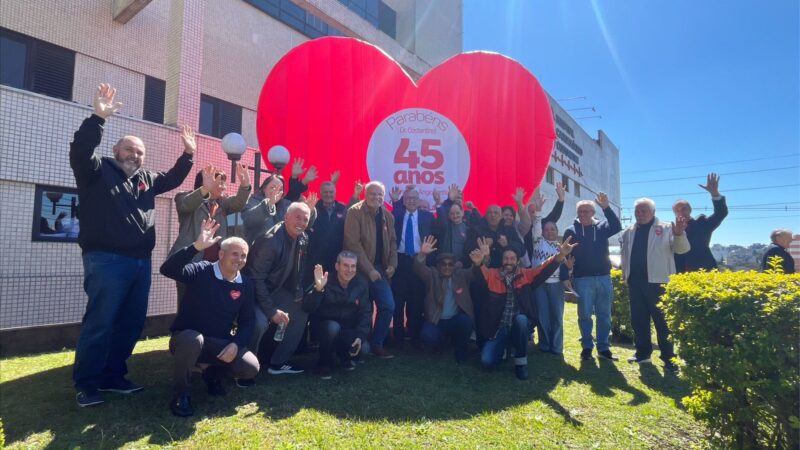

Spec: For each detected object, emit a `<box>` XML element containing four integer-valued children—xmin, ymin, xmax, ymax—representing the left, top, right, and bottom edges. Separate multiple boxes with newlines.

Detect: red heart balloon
<box><xmin>257</xmin><ymin>37</ymin><xmax>555</xmax><ymax>211</ymax></box>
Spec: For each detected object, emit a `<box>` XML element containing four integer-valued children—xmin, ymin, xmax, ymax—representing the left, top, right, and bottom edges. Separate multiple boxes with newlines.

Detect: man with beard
<box><xmin>475</xmin><ymin>237</ymin><xmax>577</xmax><ymax>379</ymax></box>
<box><xmin>70</xmin><ymin>84</ymin><xmax>194</xmax><ymax>407</ymax></box>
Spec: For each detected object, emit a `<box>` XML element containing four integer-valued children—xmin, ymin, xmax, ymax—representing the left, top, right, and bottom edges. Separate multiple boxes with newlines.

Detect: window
<box><xmin>0</xmin><ymin>28</ymin><xmax>75</xmax><ymax>101</ymax></box>
<box><xmin>574</xmin><ymin>180</ymin><xmax>581</xmax><ymax>197</ymax></box>
<box><xmin>545</xmin><ymin>167</ymin><xmax>555</xmax><ymax>185</ymax></box>
<box><xmin>562</xmin><ymin>174</ymin><xmax>570</xmax><ymax>192</ymax></box>
<box><xmin>338</xmin><ymin>0</ymin><xmax>396</xmax><ymax>38</ymax></box>
<box><xmin>199</xmin><ymin>94</ymin><xmax>242</xmax><ymax>139</ymax></box>
<box><xmin>244</xmin><ymin>0</ymin><xmax>344</xmax><ymax>39</ymax></box>
<box><xmin>32</xmin><ymin>185</ymin><xmax>80</xmax><ymax>242</ymax></box>
<box><xmin>143</xmin><ymin>76</ymin><xmax>165</xmax><ymax>124</ymax></box>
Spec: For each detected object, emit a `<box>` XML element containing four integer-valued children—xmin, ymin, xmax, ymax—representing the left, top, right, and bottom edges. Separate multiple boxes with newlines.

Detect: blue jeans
<box><xmin>534</xmin><ymin>282</ymin><xmax>565</xmax><ymax>354</ymax></box>
<box><xmin>480</xmin><ymin>314</ymin><xmax>532</xmax><ymax>367</ymax></box>
<box><xmin>369</xmin><ymin>277</ymin><xmax>395</xmax><ymax>349</ymax></box>
<box><xmin>420</xmin><ymin>313</ymin><xmax>474</xmax><ymax>361</ymax></box>
<box><xmin>73</xmin><ymin>251</ymin><xmax>151</xmax><ymax>390</ymax></box>
<box><xmin>573</xmin><ymin>275</ymin><xmax>613</xmax><ymax>352</ymax></box>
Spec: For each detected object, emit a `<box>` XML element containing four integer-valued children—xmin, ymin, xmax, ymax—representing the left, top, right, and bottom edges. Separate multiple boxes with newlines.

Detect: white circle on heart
<box><xmin>366</xmin><ymin>108</ymin><xmax>470</xmax><ymax>207</ymax></box>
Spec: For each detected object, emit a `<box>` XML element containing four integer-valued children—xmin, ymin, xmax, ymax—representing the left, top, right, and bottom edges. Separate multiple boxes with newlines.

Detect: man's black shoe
<box><xmin>170</xmin><ymin>395</ymin><xmax>194</xmax><ymax>417</ymax></box>
<box><xmin>664</xmin><ymin>362</ymin><xmax>680</xmax><ymax>373</ymax></box>
<box><xmin>98</xmin><ymin>377</ymin><xmax>144</xmax><ymax>394</ymax></box>
<box><xmin>202</xmin><ymin>372</ymin><xmax>226</xmax><ymax>396</ymax></box>
<box><xmin>580</xmin><ymin>348</ymin><xmax>593</xmax><ymax>361</ymax></box>
<box><xmin>76</xmin><ymin>389</ymin><xmax>104</xmax><ymax>407</ymax></box>
<box><xmin>514</xmin><ymin>364</ymin><xmax>529</xmax><ymax>380</ymax></box>
<box><xmin>598</xmin><ymin>350</ymin><xmax>619</xmax><ymax>361</ymax></box>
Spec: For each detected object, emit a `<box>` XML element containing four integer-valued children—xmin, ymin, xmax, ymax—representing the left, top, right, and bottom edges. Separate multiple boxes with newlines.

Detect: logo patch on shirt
<box><xmin>655</xmin><ymin>226</ymin><xmax>663</xmax><ymax>237</ymax></box>
<box><xmin>355</xmin><ymin>297</ymin><xmax>360</xmax><ymax>306</ymax></box>
<box><xmin>138</xmin><ymin>181</ymin><xmax>147</xmax><ymax>191</ymax></box>
<box><xmin>455</xmin><ymin>288</ymin><xmax>464</xmax><ymax>294</ymax></box>
<box><xmin>230</xmin><ymin>290</ymin><xmax>241</xmax><ymax>300</ymax></box>
<box><xmin>336</xmin><ymin>213</ymin><xmax>343</xmax><ymax>218</ymax></box>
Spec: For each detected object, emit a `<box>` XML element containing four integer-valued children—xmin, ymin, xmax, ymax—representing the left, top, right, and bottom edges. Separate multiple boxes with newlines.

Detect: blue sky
<box><xmin>463</xmin><ymin>0</ymin><xmax>799</xmax><ymax>245</ymax></box>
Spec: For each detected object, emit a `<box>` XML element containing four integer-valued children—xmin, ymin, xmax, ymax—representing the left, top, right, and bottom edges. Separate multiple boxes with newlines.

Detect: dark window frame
<box><xmin>545</xmin><ymin>167</ymin><xmax>555</xmax><ymax>185</ymax></box>
<box><xmin>243</xmin><ymin>0</ymin><xmax>344</xmax><ymax>39</ymax></box>
<box><xmin>199</xmin><ymin>94</ymin><xmax>243</xmax><ymax>139</ymax></box>
<box><xmin>561</xmin><ymin>174</ymin><xmax>570</xmax><ymax>192</ymax></box>
<box><xmin>0</xmin><ymin>27</ymin><xmax>75</xmax><ymax>101</ymax></box>
<box><xmin>32</xmin><ymin>185</ymin><xmax>80</xmax><ymax>243</ymax></box>
<box><xmin>143</xmin><ymin>76</ymin><xmax>166</xmax><ymax>124</ymax></box>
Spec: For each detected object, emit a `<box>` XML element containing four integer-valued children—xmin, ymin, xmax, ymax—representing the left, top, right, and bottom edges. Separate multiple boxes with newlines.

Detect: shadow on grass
<box><xmin>1</xmin><ymin>344</ymin><xmax>669</xmax><ymax>448</ymax></box>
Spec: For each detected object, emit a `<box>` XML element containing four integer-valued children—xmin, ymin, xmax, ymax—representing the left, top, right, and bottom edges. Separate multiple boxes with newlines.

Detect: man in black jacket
<box><xmin>303</xmin><ymin>251</ymin><xmax>372</xmax><ymax>379</ymax></box>
<box><xmin>70</xmin><ymin>84</ymin><xmax>193</xmax><ymax>407</ymax></box>
<box><xmin>673</xmin><ymin>173</ymin><xmax>728</xmax><ymax>272</ymax></box>
<box><xmin>160</xmin><ymin>219</ymin><xmax>259</xmax><ymax>417</ymax></box>
<box><xmin>761</xmin><ymin>229</ymin><xmax>795</xmax><ymax>274</ymax></box>
<box><xmin>243</xmin><ymin>202</ymin><xmax>318</xmax><ymax>376</ymax></box>
<box><xmin>308</xmin><ymin>179</ymin><xmax>348</xmax><ymax>274</ymax></box>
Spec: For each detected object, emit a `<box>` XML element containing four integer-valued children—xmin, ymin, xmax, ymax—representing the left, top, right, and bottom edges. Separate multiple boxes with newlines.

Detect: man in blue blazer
<box><xmin>390</xmin><ymin>186</ymin><xmax>435</xmax><ymax>348</ymax></box>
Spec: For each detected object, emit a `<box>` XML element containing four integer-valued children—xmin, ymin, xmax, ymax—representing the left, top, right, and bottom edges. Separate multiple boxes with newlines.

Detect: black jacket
<box><xmin>464</xmin><ymin>220</ymin><xmax>523</xmax><ymax>268</ymax></box>
<box><xmin>308</xmin><ymin>201</ymin><xmax>348</xmax><ymax>273</ymax></box>
<box><xmin>243</xmin><ymin>222</ymin><xmax>310</xmax><ymax>318</ymax></box>
<box><xmin>761</xmin><ymin>244</ymin><xmax>795</xmax><ymax>274</ymax></box>
<box><xmin>562</xmin><ymin>207</ymin><xmax>622</xmax><ymax>278</ymax></box>
<box><xmin>69</xmin><ymin>114</ymin><xmax>193</xmax><ymax>258</ymax></box>
<box><xmin>302</xmin><ymin>275</ymin><xmax>372</xmax><ymax>340</ymax></box>
<box><xmin>675</xmin><ymin>196</ymin><xmax>728</xmax><ymax>272</ymax></box>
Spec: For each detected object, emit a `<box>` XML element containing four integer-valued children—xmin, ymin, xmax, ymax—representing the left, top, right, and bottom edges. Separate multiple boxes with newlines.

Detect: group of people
<box><xmin>69</xmin><ymin>84</ymin><xmax>792</xmax><ymax>417</ymax></box>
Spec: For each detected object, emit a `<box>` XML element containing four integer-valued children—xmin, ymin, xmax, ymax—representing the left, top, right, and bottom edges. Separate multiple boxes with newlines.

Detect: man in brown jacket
<box><xmin>414</xmin><ymin>236</ymin><xmax>484</xmax><ymax>363</ymax></box>
<box><xmin>343</xmin><ymin>181</ymin><xmax>398</xmax><ymax>358</ymax></box>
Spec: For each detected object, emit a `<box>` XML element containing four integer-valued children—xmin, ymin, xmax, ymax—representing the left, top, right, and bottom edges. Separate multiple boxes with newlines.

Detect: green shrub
<box><xmin>661</xmin><ymin>269</ymin><xmax>800</xmax><ymax>449</ymax></box>
<box><xmin>610</xmin><ymin>269</ymin><xmax>633</xmax><ymax>342</ymax></box>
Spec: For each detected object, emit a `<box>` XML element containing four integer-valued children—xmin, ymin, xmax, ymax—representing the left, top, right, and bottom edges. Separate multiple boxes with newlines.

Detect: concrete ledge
<box><xmin>0</xmin><ymin>314</ymin><xmax>175</xmax><ymax>357</ymax></box>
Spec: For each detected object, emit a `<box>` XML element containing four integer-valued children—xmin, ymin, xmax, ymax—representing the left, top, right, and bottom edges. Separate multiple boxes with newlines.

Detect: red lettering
<box><xmin>393</xmin><ymin>138</ymin><xmax>420</xmax><ymax>169</ymax></box>
<box><xmin>420</xmin><ymin>139</ymin><xmax>443</xmax><ymax>170</ymax></box>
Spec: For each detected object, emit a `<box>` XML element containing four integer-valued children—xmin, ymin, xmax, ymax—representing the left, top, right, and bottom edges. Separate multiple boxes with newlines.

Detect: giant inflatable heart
<box><xmin>257</xmin><ymin>37</ymin><xmax>555</xmax><ymax>211</ymax></box>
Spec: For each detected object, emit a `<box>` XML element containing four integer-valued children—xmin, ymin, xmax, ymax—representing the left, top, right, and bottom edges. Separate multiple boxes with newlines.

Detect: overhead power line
<box><xmin>622</xmin><ymin>165</ymin><xmax>800</xmax><ymax>185</ymax></box>
<box><xmin>621</xmin><ymin>153</ymin><xmax>798</xmax><ymax>175</ymax></box>
<box><xmin>724</xmin><ymin>215</ymin><xmax>800</xmax><ymax>221</ymax></box>
<box><xmin>621</xmin><ymin>183</ymin><xmax>800</xmax><ymax>200</ymax></box>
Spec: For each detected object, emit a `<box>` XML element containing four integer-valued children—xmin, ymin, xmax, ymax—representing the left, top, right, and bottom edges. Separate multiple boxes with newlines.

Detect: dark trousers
<box><xmin>391</xmin><ymin>253</ymin><xmax>426</xmax><ymax>345</ymax></box>
<box><xmin>73</xmin><ymin>252</ymin><xmax>151</xmax><ymax>391</ymax></box>
<box><xmin>313</xmin><ymin>320</ymin><xmax>370</xmax><ymax>367</ymax></box>
<box><xmin>628</xmin><ymin>279</ymin><xmax>675</xmax><ymax>362</ymax></box>
<box><xmin>249</xmin><ymin>288</ymin><xmax>308</xmax><ymax>366</ymax></box>
<box><xmin>169</xmin><ymin>329</ymin><xmax>259</xmax><ymax>395</ymax></box>
<box><xmin>420</xmin><ymin>313</ymin><xmax>474</xmax><ymax>362</ymax></box>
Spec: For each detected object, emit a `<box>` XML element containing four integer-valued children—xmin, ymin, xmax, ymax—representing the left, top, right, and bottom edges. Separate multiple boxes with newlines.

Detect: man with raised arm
<box><xmin>160</xmin><ymin>219</ymin><xmax>259</xmax><ymax>417</ymax></box>
<box><xmin>562</xmin><ymin>192</ymin><xmax>622</xmax><ymax>362</ymax></box>
<box><xmin>70</xmin><ymin>84</ymin><xmax>194</xmax><ymax>407</ymax></box>
<box><xmin>672</xmin><ymin>173</ymin><xmax>728</xmax><ymax>272</ymax></box>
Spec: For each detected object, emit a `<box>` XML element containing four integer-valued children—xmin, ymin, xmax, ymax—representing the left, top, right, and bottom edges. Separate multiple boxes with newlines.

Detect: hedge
<box><xmin>661</xmin><ymin>268</ymin><xmax>800</xmax><ymax>449</ymax></box>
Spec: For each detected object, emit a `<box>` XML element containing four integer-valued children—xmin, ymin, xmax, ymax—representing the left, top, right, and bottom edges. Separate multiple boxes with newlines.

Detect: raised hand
<box><xmin>477</xmin><ymin>237</ymin><xmax>492</xmax><ymax>258</ymax></box>
<box><xmin>236</xmin><ymin>162</ymin><xmax>251</xmax><ymax>188</ymax></box>
<box><xmin>699</xmin><ymin>172</ymin><xmax>721</xmax><ymax>197</ymax></box>
<box><xmin>200</xmin><ymin>165</ymin><xmax>216</xmax><ymax>195</ymax></box>
<box><xmin>304</xmin><ymin>192</ymin><xmax>319</xmax><ymax>210</ymax></box>
<box><xmin>528</xmin><ymin>189</ymin><xmax>545</xmax><ymax>213</ymax></box>
<box><xmin>420</xmin><ymin>235</ymin><xmax>438</xmax><ymax>256</ymax></box>
<box><xmin>556</xmin><ymin>181</ymin><xmax>566</xmax><ymax>202</ymax></box>
<box><xmin>673</xmin><ymin>215</ymin><xmax>688</xmax><ymax>236</ymax></box>
<box><xmin>302</xmin><ymin>165</ymin><xmax>318</xmax><ymax>185</ymax></box>
<box><xmin>313</xmin><ymin>264</ymin><xmax>329</xmax><ymax>291</ymax></box>
<box><xmin>330</xmin><ymin>170</ymin><xmax>341</xmax><ymax>185</ymax></box>
<box><xmin>596</xmin><ymin>192</ymin><xmax>610</xmax><ymax>209</ymax></box>
<box><xmin>469</xmin><ymin>248</ymin><xmax>485</xmax><ymax>266</ymax></box>
<box><xmin>558</xmin><ymin>236</ymin><xmax>578</xmax><ymax>258</ymax></box>
<box><xmin>353</xmin><ymin>179</ymin><xmax>364</xmax><ymax>199</ymax></box>
<box><xmin>180</xmin><ymin>125</ymin><xmax>197</xmax><ymax>154</ymax></box>
<box><xmin>497</xmin><ymin>234</ymin><xmax>508</xmax><ymax>248</ymax></box>
<box><xmin>390</xmin><ymin>186</ymin><xmax>402</xmax><ymax>202</ymax></box>
<box><xmin>291</xmin><ymin>158</ymin><xmax>305</xmax><ymax>178</ymax></box>
<box><xmin>193</xmin><ymin>219</ymin><xmax>222</xmax><ymax>251</ymax></box>
<box><xmin>448</xmin><ymin>183</ymin><xmax>461</xmax><ymax>201</ymax></box>
<box><xmin>93</xmin><ymin>84</ymin><xmax>123</xmax><ymax>119</ymax></box>
<box><xmin>465</xmin><ymin>200</ymin><xmax>476</xmax><ymax>210</ymax></box>
<box><xmin>512</xmin><ymin>187</ymin><xmax>526</xmax><ymax>206</ymax></box>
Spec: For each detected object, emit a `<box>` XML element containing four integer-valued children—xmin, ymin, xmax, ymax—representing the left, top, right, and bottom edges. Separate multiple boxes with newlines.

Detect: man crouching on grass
<box><xmin>160</xmin><ymin>219</ymin><xmax>259</xmax><ymax>417</ymax></box>
<box><xmin>474</xmin><ymin>237</ymin><xmax>577</xmax><ymax>380</ymax></box>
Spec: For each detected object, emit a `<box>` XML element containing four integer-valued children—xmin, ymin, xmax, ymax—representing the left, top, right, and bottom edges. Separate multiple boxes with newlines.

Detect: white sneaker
<box><xmin>627</xmin><ymin>356</ymin><xmax>652</xmax><ymax>364</ymax></box>
<box><xmin>268</xmin><ymin>364</ymin><xmax>304</xmax><ymax>375</ymax></box>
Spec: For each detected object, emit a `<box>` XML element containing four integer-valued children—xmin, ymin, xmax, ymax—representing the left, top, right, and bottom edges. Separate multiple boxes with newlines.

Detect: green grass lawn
<box><xmin>0</xmin><ymin>303</ymin><xmax>705</xmax><ymax>449</ymax></box>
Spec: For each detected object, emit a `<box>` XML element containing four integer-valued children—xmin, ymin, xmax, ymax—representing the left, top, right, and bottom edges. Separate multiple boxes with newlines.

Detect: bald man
<box><xmin>70</xmin><ymin>84</ymin><xmax>194</xmax><ymax>407</ymax></box>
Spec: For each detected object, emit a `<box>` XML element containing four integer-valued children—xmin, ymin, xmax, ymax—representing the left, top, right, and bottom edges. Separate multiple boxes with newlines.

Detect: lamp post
<box><xmin>267</xmin><ymin>145</ymin><xmax>290</xmax><ymax>173</ymax></box>
<box><xmin>221</xmin><ymin>132</ymin><xmax>247</xmax><ymax>180</ymax></box>
<box><xmin>221</xmin><ymin>133</ymin><xmax>247</xmax><ymax>236</ymax></box>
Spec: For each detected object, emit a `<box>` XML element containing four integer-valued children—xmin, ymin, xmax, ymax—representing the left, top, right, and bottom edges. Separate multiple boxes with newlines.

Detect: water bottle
<box><xmin>274</xmin><ymin>322</ymin><xmax>287</xmax><ymax>342</ymax></box>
